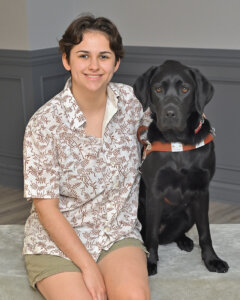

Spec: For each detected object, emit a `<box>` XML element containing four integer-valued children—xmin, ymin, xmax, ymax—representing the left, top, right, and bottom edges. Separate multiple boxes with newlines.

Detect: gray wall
<box><xmin>0</xmin><ymin>49</ymin><xmax>68</xmax><ymax>187</ymax></box>
<box><xmin>0</xmin><ymin>47</ymin><xmax>239</xmax><ymax>204</ymax></box>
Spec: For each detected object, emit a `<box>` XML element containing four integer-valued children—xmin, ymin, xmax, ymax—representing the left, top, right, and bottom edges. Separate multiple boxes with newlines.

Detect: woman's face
<box><xmin>62</xmin><ymin>31</ymin><xmax>120</xmax><ymax>95</ymax></box>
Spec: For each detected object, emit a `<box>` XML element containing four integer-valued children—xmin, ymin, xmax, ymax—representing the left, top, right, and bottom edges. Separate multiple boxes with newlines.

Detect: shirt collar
<box><xmin>101</xmin><ymin>83</ymin><xmax>119</xmax><ymax>135</ymax></box>
<box><xmin>62</xmin><ymin>78</ymin><xmax>120</xmax><ymax>131</ymax></box>
<box><xmin>107</xmin><ymin>82</ymin><xmax>120</xmax><ymax>106</ymax></box>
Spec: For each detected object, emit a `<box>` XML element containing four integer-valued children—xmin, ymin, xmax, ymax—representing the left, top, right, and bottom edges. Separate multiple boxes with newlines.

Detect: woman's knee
<box><xmin>112</xmin><ymin>284</ymin><xmax>150</xmax><ymax>300</ymax></box>
<box><xmin>128</xmin><ymin>286</ymin><xmax>150</xmax><ymax>300</ymax></box>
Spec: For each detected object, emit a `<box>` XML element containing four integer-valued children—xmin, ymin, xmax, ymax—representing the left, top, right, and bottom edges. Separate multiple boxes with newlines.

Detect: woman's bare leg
<box><xmin>36</xmin><ymin>272</ymin><xmax>92</xmax><ymax>300</ymax></box>
<box><xmin>98</xmin><ymin>246</ymin><xmax>150</xmax><ymax>300</ymax></box>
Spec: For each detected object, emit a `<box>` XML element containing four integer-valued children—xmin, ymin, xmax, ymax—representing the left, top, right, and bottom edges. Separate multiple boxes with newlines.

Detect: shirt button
<box><xmin>114</xmin><ymin>180</ymin><xmax>119</xmax><ymax>188</ymax></box>
<box><xmin>105</xmin><ymin>227</ymin><xmax>110</xmax><ymax>233</ymax></box>
<box><xmin>107</xmin><ymin>203</ymin><xmax>113</xmax><ymax>209</ymax></box>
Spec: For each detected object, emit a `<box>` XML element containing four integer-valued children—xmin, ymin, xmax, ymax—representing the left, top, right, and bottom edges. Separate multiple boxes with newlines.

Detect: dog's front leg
<box><xmin>144</xmin><ymin>188</ymin><xmax>163</xmax><ymax>276</ymax></box>
<box><xmin>192</xmin><ymin>191</ymin><xmax>229</xmax><ymax>273</ymax></box>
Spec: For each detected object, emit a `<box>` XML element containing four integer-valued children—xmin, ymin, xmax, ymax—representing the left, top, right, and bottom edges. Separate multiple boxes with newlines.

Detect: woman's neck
<box><xmin>71</xmin><ymin>83</ymin><xmax>108</xmax><ymax>114</ymax></box>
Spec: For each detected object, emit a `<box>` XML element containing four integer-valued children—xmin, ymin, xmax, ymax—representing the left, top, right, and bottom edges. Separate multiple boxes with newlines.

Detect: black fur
<box><xmin>134</xmin><ymin>60</ymin><xmax>229</xmax><ymax>276</ymax></box>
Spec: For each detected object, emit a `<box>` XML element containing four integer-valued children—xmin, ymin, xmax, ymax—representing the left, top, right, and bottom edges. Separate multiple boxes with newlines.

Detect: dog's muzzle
<box><xmin>158</xmin><ymin>103</ymin><xmax>183</xmax><ymax>130</ymax></box>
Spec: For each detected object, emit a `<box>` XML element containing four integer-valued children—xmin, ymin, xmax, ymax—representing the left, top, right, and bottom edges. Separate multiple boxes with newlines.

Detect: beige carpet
<box><xmin>149</xmin><ymin>224</ymin><xmax>240</xmax><ymax>300</ymax></box>
<box><xmin>0</xmin><ymin>224</ymin><xmax>239</xmax><ymax>300</ymax></box>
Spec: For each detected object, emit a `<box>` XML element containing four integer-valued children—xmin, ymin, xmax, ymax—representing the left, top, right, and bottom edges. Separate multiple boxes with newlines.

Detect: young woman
<box><xmin>23</xmin><ymin>14</ymin><xmax>151</xmax><ymax>300</ymax></box>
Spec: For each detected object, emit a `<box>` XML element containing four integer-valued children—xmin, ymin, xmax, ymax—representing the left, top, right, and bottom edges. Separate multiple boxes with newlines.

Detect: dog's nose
<box><xmin>166</xmin><ymin>110</ymin><xmax>176</xmax><ymax>118</ymax></box>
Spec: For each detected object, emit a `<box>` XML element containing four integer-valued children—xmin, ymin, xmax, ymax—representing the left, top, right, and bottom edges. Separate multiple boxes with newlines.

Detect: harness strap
<box><xmin>137</xmin><ymin>121</ymin><xmax>214</xmax><ymax>207</ymax></box>
<box><xmin>137</xmin><ymin>126</ymin><xmax>214</xmax><ymax>160</ymax></box>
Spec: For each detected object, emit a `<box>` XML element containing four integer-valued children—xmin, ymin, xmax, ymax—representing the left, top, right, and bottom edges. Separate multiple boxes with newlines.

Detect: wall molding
<box><xmin>0</xmin><ymin>46</ymin><xmax>239</xmax><ymax>204</ymax></box>
<box><xmin>210</xmin><ymin>181</ymin><xmax>240</xmax><ymax>204</ymax></box>
<box><xmin>2</xmin><ymin>46</ymin><xmax>240</xmax><ymax>68</ymax></box>
<box><xmin>0</xmin><ymin>48</ymin><xmax>62</xmax><ymax>67</ymax></box>
<box><xmin>122</xmin><ymin>46</ymin><xmax>240</xmax><ymax>67</ymax></box>
<box><xmin>217</xmin><ymin>163</ymin><xmax>240</xmax><ymax>172</ymax></box>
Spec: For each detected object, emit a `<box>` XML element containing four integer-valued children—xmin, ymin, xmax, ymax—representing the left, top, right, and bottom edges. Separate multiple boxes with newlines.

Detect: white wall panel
<box><xmin>2</xmin><ymin>0</ymin><xmax>240</xmax><ymax>50</ymax></box>
<box><xmin>0</xmin><ymin>0</ymin><xmax>29</xmax><ymax>50</ymax></box>
<box><xmin>27</xmin><ymin>0</ymin><xmax>240</xmax><ymax>50</ymax></box>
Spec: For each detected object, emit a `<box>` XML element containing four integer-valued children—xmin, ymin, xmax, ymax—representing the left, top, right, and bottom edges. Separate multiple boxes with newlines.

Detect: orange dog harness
<box><xmin>137</xmin><ymin>126</ymin><xmax>214</xmax><ymax>161</ymax></box>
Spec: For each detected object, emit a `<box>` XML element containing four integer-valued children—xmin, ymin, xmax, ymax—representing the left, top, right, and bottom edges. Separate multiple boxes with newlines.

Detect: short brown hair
<box><xmin>59</xmin><ymin>14</ymin><xmax>124</xmax><ymax>63</ymax></box>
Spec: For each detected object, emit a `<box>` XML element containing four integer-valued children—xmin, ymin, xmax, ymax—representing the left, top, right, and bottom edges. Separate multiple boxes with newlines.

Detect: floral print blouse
<box><xmin>23</xmin><ymin>78</ymin><xmax>151</xmax><ymax>261</ymax></box>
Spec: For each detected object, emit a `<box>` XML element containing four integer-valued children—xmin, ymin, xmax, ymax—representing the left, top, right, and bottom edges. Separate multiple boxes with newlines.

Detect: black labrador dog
<box><xmin>133</xmin><ymin>60</ymin><xmax>229</xmax><ymax>276</ymax></box>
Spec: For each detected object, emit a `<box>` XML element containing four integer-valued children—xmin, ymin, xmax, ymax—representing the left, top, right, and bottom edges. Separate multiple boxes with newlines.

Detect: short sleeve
<box><xmin>23</xmin><ymin>118</ymin><xmax>60</xmax><ymax>200</ymax></box>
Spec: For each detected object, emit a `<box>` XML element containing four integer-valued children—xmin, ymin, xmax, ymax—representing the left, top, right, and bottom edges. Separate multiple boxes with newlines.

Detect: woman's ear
<box><xmin>114</xmin><ymin>59</ymin><xmax>120</xmax><ymax>73</ymax></box>
<box><xmin>62</xmin><ymin>53</ymin><xmax>71</xmax><ymax>71</ymax></box>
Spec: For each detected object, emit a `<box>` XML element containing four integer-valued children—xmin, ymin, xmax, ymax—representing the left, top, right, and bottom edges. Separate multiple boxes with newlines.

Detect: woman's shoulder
<box><xmin>109</xmin><ymin>82</ymin><xmax>142</xmax><ymax>106</ymax></box>
<box><xmin>109</xmin><ymin>82</ymin><xmax>146</xmax><ymax>125</ymax></box>
<box><xmin>26</xmin><ymin>91</ymin><xmax>64</xmax><ymax>133</ymax></box>
<box><xmin>109</xmin><ymin>82</ymin><xmax>134</xmax><ymax>96</ymax></box>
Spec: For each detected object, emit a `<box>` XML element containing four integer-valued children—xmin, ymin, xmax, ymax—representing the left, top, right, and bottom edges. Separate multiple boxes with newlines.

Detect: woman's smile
<box><xmin>84</xmin><ymin>74</ymin><xmax>103</xmax><ymax>80</ymax></box>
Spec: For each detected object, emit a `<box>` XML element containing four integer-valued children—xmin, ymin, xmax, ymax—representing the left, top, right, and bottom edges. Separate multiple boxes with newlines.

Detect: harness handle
<box><xmin>137</xmin><ymin>126</ymin><xmax>149</xmax><ymax>146</ymax></box>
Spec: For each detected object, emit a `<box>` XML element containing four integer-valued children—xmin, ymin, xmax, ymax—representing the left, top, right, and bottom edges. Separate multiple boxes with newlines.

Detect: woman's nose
<box><xmin>88</xmin><ymin>57</ymin><xmax>99</xmax><ymax>70</ymax></box>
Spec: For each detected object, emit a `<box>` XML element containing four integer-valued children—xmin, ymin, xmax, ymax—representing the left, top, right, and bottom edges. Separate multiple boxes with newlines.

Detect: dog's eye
<box><xmin>156</xmin><ymin>87</ymin><xmax>163</xmax><ymax>93</ymax></box>
<box><xmin>181</xmin><ymin>87</ymin><xmax>189</xmax><ymax>93</ymax></box>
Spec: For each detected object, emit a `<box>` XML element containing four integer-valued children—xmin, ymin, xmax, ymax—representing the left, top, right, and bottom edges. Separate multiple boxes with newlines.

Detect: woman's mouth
<box><xmin>85</xmin><ymin>74</ymin><xmax>103</xmax><ymax>80</ymax></box>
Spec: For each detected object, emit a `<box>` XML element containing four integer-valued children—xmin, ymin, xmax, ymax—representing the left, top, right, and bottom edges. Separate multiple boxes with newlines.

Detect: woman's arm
<box><xmin>33</xmin><ymin>198</ymin><xmax>106</xmax><ymax>300</ymax></box>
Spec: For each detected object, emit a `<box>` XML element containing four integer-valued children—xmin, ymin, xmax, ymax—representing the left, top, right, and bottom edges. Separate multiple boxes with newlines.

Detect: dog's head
<box><xmin>133</xmin><ymin>60</ymin><xmax>214</xmax><ymax>133</ymax></box>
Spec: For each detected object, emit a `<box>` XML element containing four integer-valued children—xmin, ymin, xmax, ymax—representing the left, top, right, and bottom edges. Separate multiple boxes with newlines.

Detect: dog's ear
<box><xmin>133</xmin><ymin>66</ymin><xmax>158</xmax><ymax>111</ymax></box>
<box><xmin>189</xmin><ymin>68</ymin><xmax>214</xmax><ymax>114</ymax></box>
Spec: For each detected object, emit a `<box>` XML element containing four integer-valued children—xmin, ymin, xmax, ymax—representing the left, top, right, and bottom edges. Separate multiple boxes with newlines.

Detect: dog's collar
<box><xmin>137</xmin><ymin>125</ymin><xmax>214</xmax><ymax>160</ymax></box>
<box><xmin>194</xmin><ymin>116</ymin><xmax>205</xmax><ymax>134</ymax></box>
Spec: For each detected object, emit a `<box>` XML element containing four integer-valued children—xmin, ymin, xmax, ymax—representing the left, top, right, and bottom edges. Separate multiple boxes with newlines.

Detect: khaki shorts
<box><xmin>24</xmin><ymin>238</ymin><xmax>148</xmax><ymax>289</ymax></box>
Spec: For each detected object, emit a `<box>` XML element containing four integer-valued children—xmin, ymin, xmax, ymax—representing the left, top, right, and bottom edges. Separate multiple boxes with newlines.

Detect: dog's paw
<box><xmin>176</xmin><ymin>235</ymin><xmax>194</xmax><ymax>252</ymax></box>
<box><xmin>204</xmin><ymin>258</ymin><xmax>229</xmax><ymax>273</ymax></box>
<box><xmin>147</xmin><ymin>261</ymin><xmax>158</xmax><ymax>276</ymax></box>
<box><xmin>147</xmin><ymin>247</ymin><xmax>159</xmax><ymax>275</ymax></box>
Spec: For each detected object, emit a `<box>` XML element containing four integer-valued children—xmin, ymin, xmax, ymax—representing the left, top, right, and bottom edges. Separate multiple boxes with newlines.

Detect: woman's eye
<box><xmin>156</xmin><ymin>87</ymin><xmax>163</xmax><ymax>93</ymax></box>
<box><xmin>79</xmin><ymin>54</ymin><xmax>88</xmax><ymax>59</ymax></box>
<box><xmin>181</xmin><ymin>86</ymin><xmax>189</xmax><ymax>93</ymax></box>
<box><xmin>100</xmin><ymin>55</ymin><xmax>109</xmax><ymax>60</ymax></box>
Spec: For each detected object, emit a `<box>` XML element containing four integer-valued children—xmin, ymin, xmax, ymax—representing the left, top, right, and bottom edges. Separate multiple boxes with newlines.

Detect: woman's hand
<box><xmin>82</xmin><ymin>261</ymin><xmax>107</xmax><ymax>300</ymax></box>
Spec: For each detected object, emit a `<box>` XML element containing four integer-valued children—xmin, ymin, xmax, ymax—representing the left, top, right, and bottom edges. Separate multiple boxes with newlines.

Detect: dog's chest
<box><xmin>141</xmin><ymin>150</ymin><xmax>212</xmax><ymax>205</ymax></box>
